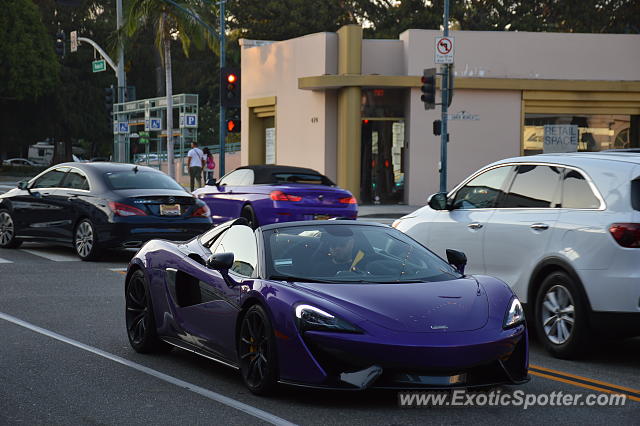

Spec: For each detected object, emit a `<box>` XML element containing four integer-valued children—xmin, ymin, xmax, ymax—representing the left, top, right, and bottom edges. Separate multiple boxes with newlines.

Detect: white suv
<box><xmin>394</xmin><ymin>152</ymin><xmax>640</xmax><ymax>358</ymax></box>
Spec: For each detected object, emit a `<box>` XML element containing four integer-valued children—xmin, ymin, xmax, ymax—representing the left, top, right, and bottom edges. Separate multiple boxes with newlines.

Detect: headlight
<box><xmin>503</xmin><ymin>298</ymin><xmax>525</xmax><ymax>329</ymax></box>
<box><xmin>294</xmin><ymin>304</ymin><xmax>362</xmax><ymax>333</ymax></box>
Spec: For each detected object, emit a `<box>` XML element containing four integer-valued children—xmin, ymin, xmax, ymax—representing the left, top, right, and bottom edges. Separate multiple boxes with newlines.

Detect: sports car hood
<box><xmin>293</xmin><ymin>278</ymin><xmax>488</xmax><ymax>333</ymax></box>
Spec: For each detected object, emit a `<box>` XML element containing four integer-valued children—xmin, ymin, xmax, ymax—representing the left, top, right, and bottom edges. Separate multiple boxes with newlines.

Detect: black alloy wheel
<box><xmin>0</xmin><ymin>210</ymin><xmax>22</xmax><ymax>249</ymax></box>
<box><xmin>125</xmin><ymin>269</ymin><xmax>171</xmax><ymax>353</ymax></box>
<box><xmin>238</xmin><ymin>304</ymin><xmax>278</xmax><ymax>395</ymax></box>
<box><xmin>241</xmin><ymin>205</ymin><xmax>258</xmax><ymax>229</ymax></box>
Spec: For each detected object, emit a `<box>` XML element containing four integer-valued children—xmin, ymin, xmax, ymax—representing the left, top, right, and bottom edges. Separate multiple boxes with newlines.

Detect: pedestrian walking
<box><xmin>187</xmin><ymin>141</ymin><xmax>205</xmax><ymax>191</ymax></box>
<box><xmin>202</xmin><ymin>147</ymin><xmax>216</xmax><ymax>184</ymax></box>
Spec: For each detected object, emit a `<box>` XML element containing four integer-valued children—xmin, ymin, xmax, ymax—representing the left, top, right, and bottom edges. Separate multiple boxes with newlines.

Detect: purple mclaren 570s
<box><xmin>124</xmin><ymin>219</ymin><xmax>529</xmax><ymax>395</ymax></box>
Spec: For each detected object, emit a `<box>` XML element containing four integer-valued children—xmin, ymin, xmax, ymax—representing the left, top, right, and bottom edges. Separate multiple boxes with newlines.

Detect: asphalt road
<box><xmin>0</xmin><ymin>242</ymin><xmax>638</xmax><ymax>426</ymax></box>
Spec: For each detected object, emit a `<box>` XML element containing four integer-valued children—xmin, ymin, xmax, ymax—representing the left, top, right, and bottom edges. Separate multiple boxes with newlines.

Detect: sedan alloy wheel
<box><xmin>0</xmin><ymin>211</ymin><xmax>21</xmax><ymax>248</ymax></box>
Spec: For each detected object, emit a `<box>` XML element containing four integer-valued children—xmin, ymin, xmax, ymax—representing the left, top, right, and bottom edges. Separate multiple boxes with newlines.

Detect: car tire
<box><xmin>238</xmin><ymin>304</ymin><xmax>278</xmax><ymax>395</ymax></box>
<box><xmin>73</xmin><ymin>219</ymin><xmax>102</xmax><ymax>261</ymax></box>
<box><xmin>534</xmin><ymin>271</ymin><xmax>589</xmax><ymax>359</ymax></box>
<box><xmin>241</xmin><ymin>205</ymin><xmax>258</xmax><ymax>229</ymax></box>
<box><xmin>0</xmin><ymin>210</ymin><xmax>22</xmax><ymax>249</ymax></box>
<box><xmin>125</xmin><ymin>269</ymin><xmax>172</xmax><ymax>354</ymax></box>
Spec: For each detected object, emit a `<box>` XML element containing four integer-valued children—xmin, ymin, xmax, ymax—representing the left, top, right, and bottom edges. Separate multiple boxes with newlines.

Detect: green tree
<box><xmin>123</xmin><ymin>0</ymin><xmax>216</xmax><ymax>178</ymax></box>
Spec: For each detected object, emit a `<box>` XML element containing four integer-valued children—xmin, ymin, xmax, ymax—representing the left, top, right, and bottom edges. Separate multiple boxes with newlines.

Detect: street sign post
<box><xmin>70</xmin><ymin>30</ymin><xmax>78</xmax><ymax>53</ymax></box>
<box><xmin>92</xmin><ymin>59</ymin><xmax>106</xmax><ymax>73</ymax></box>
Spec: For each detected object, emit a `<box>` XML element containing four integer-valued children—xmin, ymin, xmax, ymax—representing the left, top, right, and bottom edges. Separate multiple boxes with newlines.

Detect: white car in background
<box><xmin>2</xmin><ymin>158</ymin><xmax>38</xmax><ymax>166</ymax></box>
<box><xmin>393</xmin><ymin>152</ymin><xmax>640</xmax><ymax>359</ymax></box>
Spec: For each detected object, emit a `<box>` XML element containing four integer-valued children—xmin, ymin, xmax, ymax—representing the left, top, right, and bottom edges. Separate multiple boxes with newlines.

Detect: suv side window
<box><xmin>562</xmin><ymin>168</ymin><xmax>600</xmax><ymax>209</ymax></box>
<box><xmin>211</xmin><ymin>225</ymin><xmax>258</xmax><ymax>277</ymax></box>
<box><xmin>451</xmin><ymin>165</ymin><xmax>513</xmax><ymax>209</ymax></box>
<box><xmin>500</xmin><ymin>165</ymin><xmax>562</xmax><ymax>208</ymax></box>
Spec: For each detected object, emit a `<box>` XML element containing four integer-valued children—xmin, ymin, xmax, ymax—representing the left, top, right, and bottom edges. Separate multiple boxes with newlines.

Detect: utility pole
<box><xmin>116</xmin><ymin>0</ymin><xmax>127</xmax><ymax>163</ymax></box>
<box><xmin>439</xmin><ymin>0</ymin><xmax>451</xmax><ymax>193</ymax></box>
<box><xmin>218</xmin><ymin>0</ymin><xmax>227</xmax><ymax>177</ymax></box>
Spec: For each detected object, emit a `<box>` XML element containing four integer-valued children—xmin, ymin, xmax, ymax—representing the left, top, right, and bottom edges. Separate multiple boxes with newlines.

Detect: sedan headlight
<box><xmin>294</xmin><ymin>304</ymin><xmax>362</xmax><ymax>333</ymax></box>
<box><xmin>503</xmin><ymin>298</ymin><xmax>525</xmax><ymax>329</ymax></box>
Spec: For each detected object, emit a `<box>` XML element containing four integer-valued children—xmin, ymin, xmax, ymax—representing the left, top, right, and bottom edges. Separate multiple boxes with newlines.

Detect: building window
<box><xmin>523</xmin><ymin>114</ymin><xmax>636</xmax><ymax>155</ymax></box>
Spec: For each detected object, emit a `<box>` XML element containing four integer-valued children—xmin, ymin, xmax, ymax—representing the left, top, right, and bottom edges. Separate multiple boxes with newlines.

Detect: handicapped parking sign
<box><xmin>150</xmin><ymin>118</ymin><xmax>161</xmax><ymax>130</ymax></box>
<box><xmin>115</xmin><ymin>121</ymin><xmax>129</xmax><ymax>134</ymax></box>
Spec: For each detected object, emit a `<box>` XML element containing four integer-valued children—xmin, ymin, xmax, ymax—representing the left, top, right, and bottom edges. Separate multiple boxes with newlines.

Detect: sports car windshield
<box><xmin>263</xmin><ymin>224</ymin><xmax>461</xmax><ymax>283</ymax></box>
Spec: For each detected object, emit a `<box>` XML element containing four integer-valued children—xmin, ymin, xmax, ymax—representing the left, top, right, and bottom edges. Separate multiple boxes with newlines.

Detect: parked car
<box><xmin>393</xmin><ymin>152</ymin><xmax>640</xmax><ymax>358</ymax></box>
<box><xmin>0</xmin><ymin>162</ymin><xmax>213</xmax><ymax>260</ymax></box>
<box><xmin>124</xmin><ymin>219</ymin><xmax>528</xmax><ymax>395</ymax></box>
<box><xmin>2</xmin><ymin>158</ymin><xmax>38</xmax><ymax>167</ymax></box>
<box><xmin>193</xmin><ymin>165</ymin><xmax>358</xmax><ymax>228</ymax></box>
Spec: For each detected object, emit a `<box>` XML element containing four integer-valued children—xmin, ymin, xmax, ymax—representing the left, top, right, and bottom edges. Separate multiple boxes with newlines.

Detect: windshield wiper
<box><xmin>267</xmin><ymin>275</ymin><xmax>335</xmax><ymax>283</ymax></box>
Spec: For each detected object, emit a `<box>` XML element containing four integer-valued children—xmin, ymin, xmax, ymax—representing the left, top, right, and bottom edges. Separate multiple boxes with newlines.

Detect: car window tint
<box><xmin>562</xmin><ymin>169</ymin><xmax>600</xmax><ymax>209</ymax></box>
<box><xmin>104</xmin><ymin>170</ymin><xmax>184</xmax><ymax>190</ymax></box>
<box><xmin>632</xmin><ymin>179</ymin><xmax>640</xmax><ymax>211</ymax></box>
<box><xmin>63</xmin><ymin>169</ymin><xmax>90</xmax><ymax>191</ymax></box>
<box><xmin>452</xmin><ymin>165</ymin><xmax>512</xmax><ymax>209</ymax></box>
<box><xmin>501</xmin><ymin>165</ymin><xmax>561</xmax><ymax>208</ymax></box>
<box><xmin>32</xmin><ymin>169</ymin><xmax>68</xmax><ymax>188</ymax></box>
<box><xmin>272</xmin><ymin>173</ymin><xmax>329</xmax><ymax>185</ymax></box>
<box><xmin>212</xmin><ymin>225</ymin><xmax>257</xmax><ymax>277</ymax></box>
<box><xmin>219</xmin><ymin>169</ymin><xmax>254</xmax><ymax>186</ymax></box>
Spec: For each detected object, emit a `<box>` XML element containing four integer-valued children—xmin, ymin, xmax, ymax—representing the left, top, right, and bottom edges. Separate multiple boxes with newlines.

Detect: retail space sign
<box><xmin>435</xmin><ymin>36</ymin><xmax>454</xmax><ymax>64</ymax></box>
<box><xmin>543</xmin><ymin>125</ymin><xmax>579</xmax><ymax>153</ymax></box>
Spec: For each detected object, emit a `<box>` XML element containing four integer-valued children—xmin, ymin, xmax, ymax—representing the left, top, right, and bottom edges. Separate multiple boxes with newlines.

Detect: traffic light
<box><xmin>420</xmin><ymin>68</ymin><xmax>436</xmax><ymax>110</ymax></box>
<box><xmin>226</xmin><ymin>118</ymin><xmax>241</xmax><ymax>133</ymax></box>
<box><xmin>220</xmin><ymin>67</ymin><xmax>240</xmax><ymax>108</ymax></box>
<box><xmin>55</xmin><ymin>30</ymin><xmax>66</xmax><ymax>57</ymax></box>
<box><xmin>105</xmin><ymin>85</ymin><xmax>114</xmax><ymax>125</ymax></box>
<box><xmin>433</xmin><ymin>119</ymin><xmax>442</xmax><ymax>136</ymax></box>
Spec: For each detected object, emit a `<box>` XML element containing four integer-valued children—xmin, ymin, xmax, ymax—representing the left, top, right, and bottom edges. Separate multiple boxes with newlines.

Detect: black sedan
<box><xmin>0</xmin><ymin>162</ymin><xmax>213</xmax><ymax>260</ymax></box>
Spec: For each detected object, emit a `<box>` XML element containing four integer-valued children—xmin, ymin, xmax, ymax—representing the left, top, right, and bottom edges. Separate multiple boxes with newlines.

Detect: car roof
<box><xmin>490</xmin><ymin>152</ymin><xmax>640</xmax><ymax>168</ymax></box>
<box><xmin>235</xmin><ymin>164</ymin><xmax>333</xmax><ymax>185</ymax></box>
<box><xmin>54</xmin><ymin>162</ymin><xmax>162</xmax><ymax>173</ymax></box>
<box><xmin>259</xmin><ymin>220</ymin><xmax>387</xmax><ymax>231</ymax></box>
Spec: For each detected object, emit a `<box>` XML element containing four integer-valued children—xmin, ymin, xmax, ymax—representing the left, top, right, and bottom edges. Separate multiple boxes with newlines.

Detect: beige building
<box><xmin>239</xmin><ymin>26</ymin><xmax>640</xmax><ymax>205</ymax></box>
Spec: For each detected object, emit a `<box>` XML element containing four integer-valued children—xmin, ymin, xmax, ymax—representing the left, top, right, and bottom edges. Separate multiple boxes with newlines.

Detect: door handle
<box><xmin>530</xmin><ymin>223</ymin><xmax>549</xmax><ymax>230</ymax></box>
<box><xmin>467</xmin><ymin>222</ymin><xmax>483</xmax><ymax>230</ymax></box>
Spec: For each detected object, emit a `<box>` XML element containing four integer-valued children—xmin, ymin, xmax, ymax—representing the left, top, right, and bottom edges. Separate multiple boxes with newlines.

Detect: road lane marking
<box><xmin>0</xmin><ymin>257</ymin><xmax>14</xmax><ymax>264</ymax></box>
<box><xmin>21</xmin><ymin>249</ymin><xmax>79</xmax><ymax>262</ymax></box>
<box><xmin>0</xmin><ymin>311</ymin><xmax>297</xmax><ymax>426</ymax></box>
<box><xmin>529</xmin><ymin>364</ymin><xmax>640</xmax><ymax>402</ymax></box>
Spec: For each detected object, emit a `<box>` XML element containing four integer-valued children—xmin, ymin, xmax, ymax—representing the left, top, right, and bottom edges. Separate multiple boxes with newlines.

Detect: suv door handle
<box><xmin>467</xmin><ymin>222</ymin><xmax>483</xmax><ymax>230</ymax></box>
<box><xmin>530</xmin><ymin>223</ymin><xmax>549</xmax><ymax>230</ymax></box>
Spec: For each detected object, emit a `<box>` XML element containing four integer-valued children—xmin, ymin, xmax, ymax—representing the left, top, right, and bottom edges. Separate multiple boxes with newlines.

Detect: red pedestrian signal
<box><xmin>226</xmin><ymin>119</ymin><xmax>240</xmax><ymax>133</ymax></box>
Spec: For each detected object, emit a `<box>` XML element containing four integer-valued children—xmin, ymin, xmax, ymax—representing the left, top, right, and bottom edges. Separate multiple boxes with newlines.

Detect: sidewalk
<box><xmin>357</xmin><ymin>203</ymin><xmax>421</xmax><ymax>219</ymax></box>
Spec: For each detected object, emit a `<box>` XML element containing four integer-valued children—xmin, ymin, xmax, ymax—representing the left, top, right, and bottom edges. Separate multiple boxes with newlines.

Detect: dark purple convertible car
<box><xmin>192</xmin><ymin>165</ymin><xmax>358</xmax><ymax>228</ymax></box>
<box><xmin>125</xmin><ymin>220</ymin><xmax>529</xmax><ymax>395</ymax></box>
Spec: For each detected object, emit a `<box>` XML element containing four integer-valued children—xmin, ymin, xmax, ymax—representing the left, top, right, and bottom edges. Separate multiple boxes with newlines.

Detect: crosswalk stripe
<box><xmin>0</xmin><ymin>257</ymin><xmax>14</xmax><ymax>264</ymax></box>
<box><xmin>20</xmin><ymin>249</ymin><xmax>79</xmax><ymax>262</ymax></box>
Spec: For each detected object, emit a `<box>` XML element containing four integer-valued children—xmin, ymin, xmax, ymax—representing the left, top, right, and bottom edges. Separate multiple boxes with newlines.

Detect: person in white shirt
<box><xmin>187</xmin><ymin>141</ymin><xmax>205</xmax><ymax>191</ymax></box>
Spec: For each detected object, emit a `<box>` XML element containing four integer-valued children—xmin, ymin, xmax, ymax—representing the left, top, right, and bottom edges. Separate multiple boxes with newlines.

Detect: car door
<box><xmin>424</xmin><ymin>165</ymin><xmax>514</xmax><ymax>275</ymax></box>
<box><xmin>173</xmin><ymin>225</ymin><xmax>258</xmax><ymax>361</ymax></box>
<box><xmin>483</xmin><ymin>164</ymin><xmax>562</xmax><ymax>297</ymax></box>
<box><xmin>206</xmin><ymin>169</ymin><xmax>255</xmax><ymax>222</ymax></box>
<box><xmin>11</xmin><ymin>167</ymin><xmax>70</xmax><ymax>239</ymax></box>
<box><xmin>56</xmin><ymin>167</ymin><xmax>93</xmax><ymax>240</ymax></box>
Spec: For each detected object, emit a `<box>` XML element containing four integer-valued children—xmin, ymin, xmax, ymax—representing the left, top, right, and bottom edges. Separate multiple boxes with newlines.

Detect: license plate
<box><xmin>160</xmin><ymin>204</ymin><xmax>181</xmax><ymax>216</ymax></box>
<box><xmin>314</xmin><ymin>214</ymin><xmax>331</xmax><ymax>220</ymax></box>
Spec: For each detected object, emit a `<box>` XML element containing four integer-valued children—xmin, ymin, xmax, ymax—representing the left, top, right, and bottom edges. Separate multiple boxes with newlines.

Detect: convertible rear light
<box><xmin>609</xmin><ymin>223</ymin><xmax>640</xmax><ymax>248</ymax></box>
<box><xmin>339</xmin><ymin>196</ymin><xmax>357</xmax><ymax>204</ymax></box>
<box><xmin>270</xmin><ymin>190</ymin><xmax>302</xmax><ymax>202</ymax></box>
<box><xmin>108</xmin><ymin>201</ymin><xmax>147</xmax><ymax>216</ymax></box>
<box><xmin>191</xmin><ymin>203</ymin><xmax>211</xmax><ymax>217</ymax></box>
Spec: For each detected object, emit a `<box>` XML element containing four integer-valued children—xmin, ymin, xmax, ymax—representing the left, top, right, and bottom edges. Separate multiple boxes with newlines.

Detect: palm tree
<box><xmin>123</xmin><ymin>0</ymin><xmax>216</xmax><ymax>179</ymax></box>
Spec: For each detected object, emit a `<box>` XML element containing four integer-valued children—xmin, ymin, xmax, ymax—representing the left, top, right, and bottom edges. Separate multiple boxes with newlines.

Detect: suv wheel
<box><xmin>535</xmin><ymin>271</ymin><xmax>589</xmax><ymax>359</ymax></box>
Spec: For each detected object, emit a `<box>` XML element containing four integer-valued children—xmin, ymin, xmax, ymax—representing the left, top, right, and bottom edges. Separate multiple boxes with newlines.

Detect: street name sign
<box><xmin>92</xmin><ymin>59</ymin><xmax>106</xmax><ymax>73</ymax></box>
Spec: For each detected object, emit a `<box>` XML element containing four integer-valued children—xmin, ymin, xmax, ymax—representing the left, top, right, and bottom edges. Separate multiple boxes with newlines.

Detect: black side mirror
<box><xmin>446</xmin><ymin>249</ymin><xmax>467</xmax><ymax>275</ymax></box>
<box><xmin>206</xmin><ymin>252</ymin><xmax>234</xmax><ymax>270</ymax></box>
<box><xmin>206</xmin><ymin>178</ymin><xmax>217</xmax><ymax>186</ymax></box>
<box><xmin>428</xmin><ymin>192</ymin><xmax>450</xmax><ymax>210</ymax></box>
<box><xmin>17</xmin><ymin>181</ymin><xmax>29</xmax><ymax>190</ymax></box>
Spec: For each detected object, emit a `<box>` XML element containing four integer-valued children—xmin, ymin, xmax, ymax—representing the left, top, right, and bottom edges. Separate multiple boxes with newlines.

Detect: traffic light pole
<box><xmin>218</xmin><ymin>0</ymin><xmax>227</xmax><ymax>177</ymax></box>
<box><xmin>439</xmin><ymin>0</ymin><xmax>450</xmax><ymax>194</ymax></box>
<box><xmin>116</xmin><ymin>0</ymin><xmax>127</xmax><ymax>163</ymax></box>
